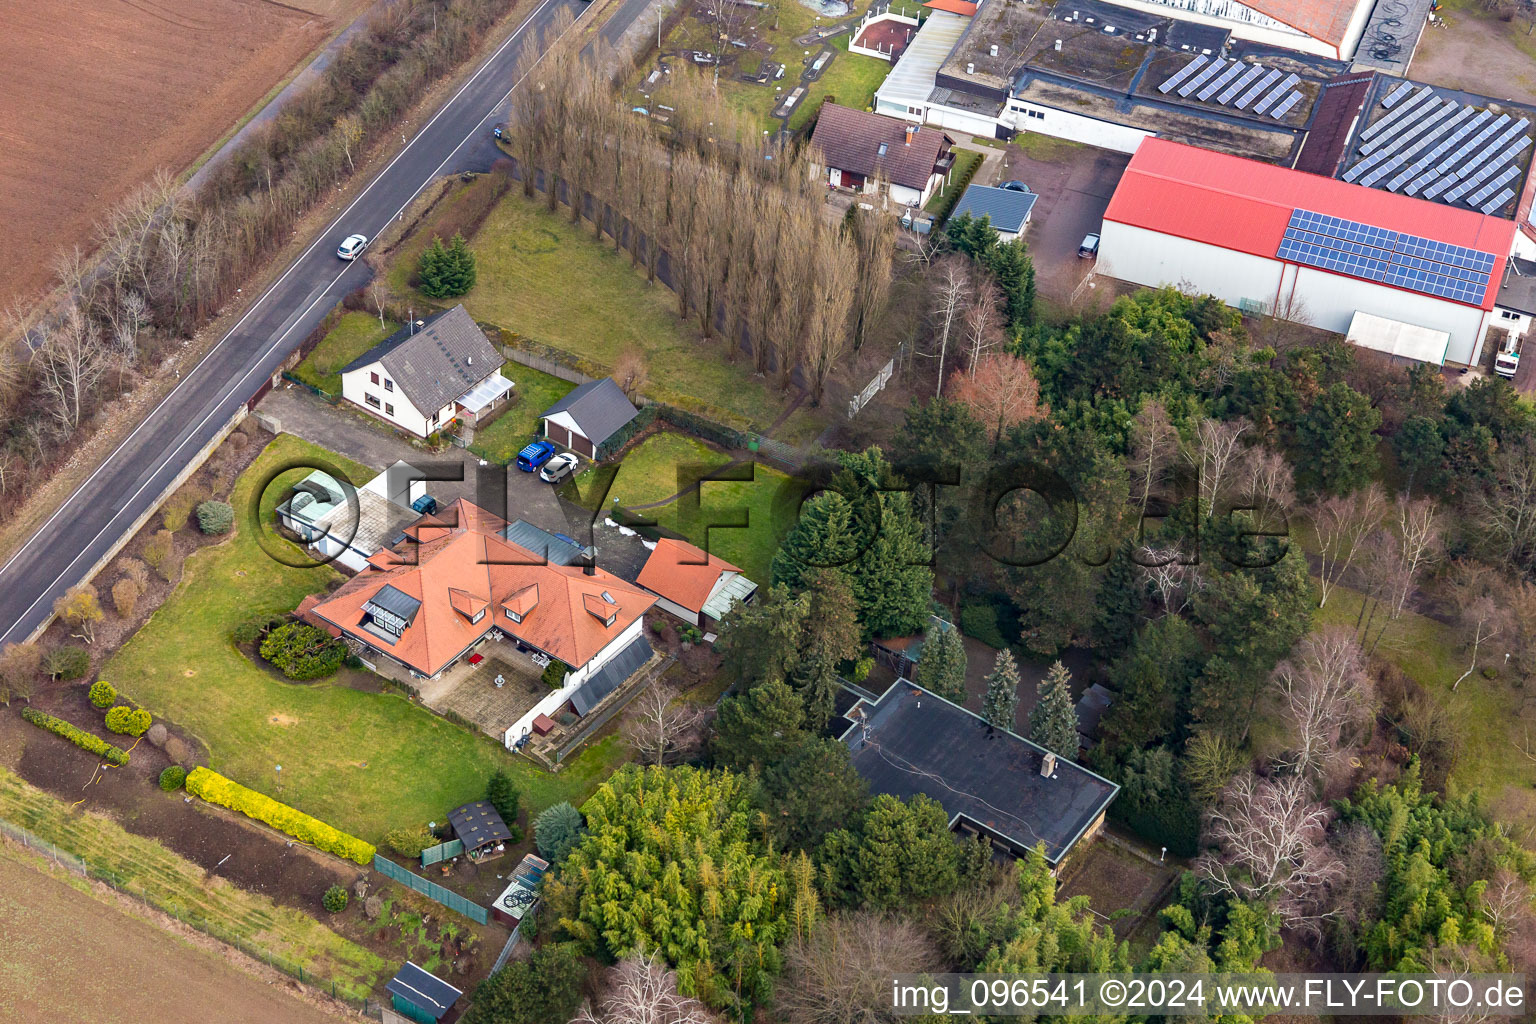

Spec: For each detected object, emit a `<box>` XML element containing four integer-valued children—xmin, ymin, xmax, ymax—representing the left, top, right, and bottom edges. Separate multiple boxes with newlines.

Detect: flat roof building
<box><xmin>840</xmin><ymin>680</ymin><xmax>1118</xmax><ymax>870</ymax></box>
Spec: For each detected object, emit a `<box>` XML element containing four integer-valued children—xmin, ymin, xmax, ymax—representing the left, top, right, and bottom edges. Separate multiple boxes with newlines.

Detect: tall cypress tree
<box><xmin>1028</xmin><ymin>660</ymin><xmax>1079</xmax><ymax>760</ymax></box>
<box><xmin>982</xmin><ymin>649</ymin><xmax>1021</xmax><ymax>731</ymax></box>
<box><xmin>914</xmin><ymin>620</ymin><xmax>967</xmax><ymax>703</ymax></box>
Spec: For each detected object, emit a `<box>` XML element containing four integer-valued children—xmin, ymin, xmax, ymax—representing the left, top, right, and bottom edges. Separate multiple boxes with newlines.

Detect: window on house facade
<box><xmin>384</xmin><ymin>379</ymin><xmax>394</xmax><ymax>392</ymax></box>
<box><xmin>1026</xmin><ymin>109</ymin><xmax>1045</xmax><ymax>120</ymax></box>
<box><xmin>365</xmin><ymin>394</ymin><xmax>381</xmax><ymax>409</ymax></box>
<box><xmin>385</xmin><ymin>403</ymin><xmax>394</xmax><ymax>416</ymax></box>
<box><xmin>505</xmin><ymin>608</ymin><xmax>524</xmax><ymax>624</ymax></box>
<box><xmin>1502</xmin><ymin>310</ymin><xmax>1521</xmax><ymax>320</ymax></box>
<box><xmin>370</xmin><ymin>372</ymin><xmax>379</xmax><ymax>384</ymax></box>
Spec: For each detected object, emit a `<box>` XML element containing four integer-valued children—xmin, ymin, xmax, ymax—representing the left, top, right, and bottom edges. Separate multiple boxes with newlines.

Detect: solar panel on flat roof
<box><xmin>1158</xmin><ymin>54</ymin><xmax>1207</xmax><ymax>94</ymax></box>
<box><xmin>1270</xmin><ymin>91</ymin><xmax>1303</xmax><ymax>119</ymax></box>
<box><xmin>1481</xmin><ymin>188</ymin><xmax>1517</xmax><ymax>215</ymax></box>
<box><xmin>1359</xmin><ymin>98</ymin><xmax>1452</xmax><ymax>155</ymax></box>
<box><xmin>1198</xmin><ymin>62</ymin><xmax>1245</xmax><ymax>101</ymax></box>
<box><xmin>1178</xmin><ymin>57</ymin><xmax>1225</xmax><ymax>97</ymax></box>
<box><xmin>1361</xmin><ymin>86</ymin><xmax>1435</xmax><ymax>141</ymax></box>
<box><xmin>1219</xmin><ymin>64</ymin><xmax>1264</xmax><ymax>104</ymax></box>
<box><xmin>1384</xmin><ymin>108</ymin><xmax>1479</xmax><ymax>190</ymax></box>
<box><xmin>1393</xmin><ymin>107</ymin><xmax>1480</xmax><ymax>178</ymax></box>
<box><xmin>1448</xmin><ymin>117</ymin><xmax>1527</xmax><ymax>189</ymax></box>
<box><xmin>1457</xmin><ymin>146</ymin><xmax>1524</xmax><ymax>198</ymax></box>
<box><xmin>1253</xmin><ymin>73</ymin><xmax>1301</xmax><ymax>115</ymax></box>
<box><xmin>1468</xmin><ymin>165</ymin><xmax>1522</xmax><ymax>207</ymax></box>
<box><xmin>1235</xmin><ymin>67</ymin><xmax>1283</xmax><ymax>110</ymax></box>
<box><xmin>1382</xmin><ymin>80</ymin><xmax>1415</xmax><ymax>109</ymax></box>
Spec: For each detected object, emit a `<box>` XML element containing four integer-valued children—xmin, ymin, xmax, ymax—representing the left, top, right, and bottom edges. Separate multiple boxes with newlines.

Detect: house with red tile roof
<box><xmin>305</xmin><ymin>499</ymin><xmax>656</xmax><ymax>742</ymax></box>
<box><xmin>636</xmin><ymin>538</ymin><xmax>757</xmax><ymax>628</ymax></box>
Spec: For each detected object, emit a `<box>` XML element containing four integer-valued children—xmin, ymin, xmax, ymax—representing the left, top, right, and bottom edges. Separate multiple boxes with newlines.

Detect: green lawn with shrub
<box><xmin>571</xmin><ymin>430</ymin><xmax>801</xmax><ymax>583</ymax></box>
<box><xmin>394</xmin><ymin>193</ymin><xmax>814</xmax><ymax>437</ymax></box>
<box><xmin>468</xmin><ymin>362</ymin><xmax>575</xmax><ymax>464</ymax></box>
<box><xmin>290</xmin><ymin>313</ymin><xmax>399</xmax><ymax>396</ymax></box>
<box><xmin>788</xmin><ymin>35</ymin><xmax>894</xmax><ymax>132</ymax></box>
<box><xmin>105</xmin><ymin>434</ymin><xmax>626</xmax><ymax>845</ymax></box>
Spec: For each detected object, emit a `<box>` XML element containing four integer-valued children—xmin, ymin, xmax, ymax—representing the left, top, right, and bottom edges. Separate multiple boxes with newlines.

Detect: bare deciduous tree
<box><xmin>614</xmin><ymin>348</ymin><xmax>649</xmax><ymax>398</ymax></box>
<box><xmin>801</xmin><ymin>233</ymin><xmax>856</xmax><ymax>405</ymax></box>
<box><xmin>34</xmin><ymin>303</ymin><xmax>109</xmax><ymax>432</ymax></box>
<box><xmin>945</xmin><ymin>352</ymin><xmax>1044</xmax><ymax>447</ymax></box>
<box><xmin>961</xmin><ymin>272</ymin><xmax>1006</xmax><ymax>371</ymax></box>
<box><xmin>1128</xmin><ymin>398</ymin><xmax>1178</xmax><ymax>518</ymax></box>
<box><xmin>778</xmin><ymin>912</ymin><xmax>943</xmax><ymax>1024</ymax></box>
<box><xmin>1199</xmin><ymin>773</ymin><xmax>1344</xmax><ymax>929</ymax></box>
<box><xmin>1139</xmin><ymin>546</ymin><xmax>1200</xmax><ymax>616</ymax></box>
<box><xmin>845</xmin><ymin>205</ymin><xmax>893</xmax><ymax>352</ymax></box>
<box><xmin>1307</xmin><ymin>484</ymin><xmax>1387</xmax><ymax>609</ymax></box>
<box><xmin>573</xmin><ymin>951</ymin><xmax>713</xmax><ymax>1024</ymax></box>
<box><xmin>1273</xmin><ymin>627</ymin><xmax>1373</xmax><ymax>777</ymax></box>
<box><xmin>1444</xmin><ymin>560</ymin><xmax>1515</xmax><ymax>692</ymax></box>
<box><xmin>928</xmin><ymin>255</ymin><xmax>969</xmax><ymax>397</ymax></box>
<box><xmin>623</xmin><ymin>684</ymin><xmax>707</xmax><ymax>766</ymax></box>
<box><xmin>1184</xmin><ymin>417</ymin><xmax>1251</xmax><ymax>513</ymax></box>
<box><xmin>1463</xmin><ymin>437</ymin><xmax>1536</xmax><ymax>574</ymax></box>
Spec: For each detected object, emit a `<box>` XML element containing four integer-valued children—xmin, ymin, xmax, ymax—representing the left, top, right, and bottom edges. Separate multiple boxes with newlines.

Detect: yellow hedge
<box><xmin>185</xmin><ymin>767</ymin><xmax>376</xmax><ymax>866</ymax></box>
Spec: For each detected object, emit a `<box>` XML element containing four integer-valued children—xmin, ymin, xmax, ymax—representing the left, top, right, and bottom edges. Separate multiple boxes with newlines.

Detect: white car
<box><xmin>539</xmin><ymin>452</ymin><xmax>580</xmax><ymax>483</ymax></box>
<box><xmin>336</xmin><ymin>234</ymin><xmax>369</xmax><ymax>261</ymax></box>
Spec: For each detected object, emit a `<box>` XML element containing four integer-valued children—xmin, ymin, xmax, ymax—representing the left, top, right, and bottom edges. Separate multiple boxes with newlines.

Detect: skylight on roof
<box><xmin>877</xmin><ymin>142</ymin><xmax>888</xmax><ymax>156</ymax></box>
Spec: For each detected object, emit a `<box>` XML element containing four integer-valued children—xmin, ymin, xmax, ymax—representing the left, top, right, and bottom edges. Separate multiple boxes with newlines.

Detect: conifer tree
<box><xmin>913</xmin><ymin>620</ymin><xmax>967</xmax><ymax>703</ymax></box>
<box><xmin>982</xmin><ymin>649</ymin><xmax>1021</xmax><ymax>730</ymax></box>
<box><xmin>1029</xmin><ymin>660</ymin><xmax>1079</xmax><ymax>759</ymax></box>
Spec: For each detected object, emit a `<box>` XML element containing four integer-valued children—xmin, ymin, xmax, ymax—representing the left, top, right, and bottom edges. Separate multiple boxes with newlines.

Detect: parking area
<box><xmin>973</xmin><ymin>137</ymin><xmax>1130</xmax><ymax>305</ymax></box>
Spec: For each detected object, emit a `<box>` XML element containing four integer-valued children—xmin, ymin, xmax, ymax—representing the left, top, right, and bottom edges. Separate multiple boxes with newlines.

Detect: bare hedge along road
<box><xmin>0</xmin><ymin>0</ymin><xmax>600</xmax><ymax>646</ymax></box>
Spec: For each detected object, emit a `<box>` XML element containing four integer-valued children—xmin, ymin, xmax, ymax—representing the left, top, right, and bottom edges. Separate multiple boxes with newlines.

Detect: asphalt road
<box><xmin>0</xmin><ymin>0</ymin><xmax>601</xmax><ymax>645</ymax></box>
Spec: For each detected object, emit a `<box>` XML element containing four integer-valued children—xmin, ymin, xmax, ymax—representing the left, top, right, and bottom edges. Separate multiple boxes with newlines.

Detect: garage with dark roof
<box><xmin>539</xmin><ymin>377</ymin><xmax>640</xmax><ymax>458</ymax></box>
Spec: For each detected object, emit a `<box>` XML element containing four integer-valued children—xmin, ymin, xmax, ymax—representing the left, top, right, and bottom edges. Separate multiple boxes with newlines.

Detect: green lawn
<box><xmin>106</xmin><ymin>434</ymin><xmax>626</xmax><ymax>845</ymax></box>
<box><xmin>1316</xmin><ymin>585</ymin><xmax>1536</xmax><ymax>835</ymax></box>
<box><xmin>571</xmin><ymin>430</ymin><xmax>801</xmax><ymax>582</ymax></box>
<box><xmin>432</xmin><ymin>196</ymin><xmax>806</xmax><ymax>434</ymax></box>
<box><xmin>291</xmin><ymin>313</ymin><xmax>399</xmax><ymax>396</ymax></box>
<box><xmin>0</xmin><ymin>768</ymin><xmax>387</xmax><ymax>999</ymax></box>
<box><xmin>788</xmin><ymin>35</ymin><xmax>893</xmax><ymax>131</ymax></box>
<box><xmin>926</xmin><ymin>148</ymin><xmax>982</xmax><ymax>220</ymax></box>
<box><xmin>468</xmin><ymin>362</ymin><xmax>575</xmax><ymax>464</ymax></box>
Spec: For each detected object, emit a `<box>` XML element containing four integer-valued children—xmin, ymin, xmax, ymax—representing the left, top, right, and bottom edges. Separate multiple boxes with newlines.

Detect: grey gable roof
<box><xmin>952</xmin><ymin>184</ymin><xmax>1038</xmax><ymax>234</ymax></box>
<box><xmin>541</xmin><ymin>377</ymin><xmax>640</xmax><ymax>446</ymax></box>
<box><xmin>341</xmin><ymin>304</ymin><xmax>500</xmax><ymax>415</ymax></box>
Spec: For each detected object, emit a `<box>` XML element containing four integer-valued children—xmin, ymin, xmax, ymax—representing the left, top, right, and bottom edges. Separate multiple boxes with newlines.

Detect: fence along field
<box><xmin>0</xmin><ymin>0</ymin><xmax>355</xmax><ymax>310</ymax></box>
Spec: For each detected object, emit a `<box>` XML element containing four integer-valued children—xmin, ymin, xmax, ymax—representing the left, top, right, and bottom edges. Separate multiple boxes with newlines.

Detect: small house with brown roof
<box><xmin>636</xmin><ymin>538</ymin><xmax>757</xmax><ymax>628</ymax></box>
<box><xmin>306</xmin><ymin>498</ymin><xmax>657</xmax><ymax>744</ymax></box>
<box><xmin>809</xmin><ymin>103</ymin><xmax>954</xmax><ymax>208</ymax></box>
<box><xmin>339</xmin><ymin>304</ymin><xmax>512</xmax><ymax>438</ymax></box>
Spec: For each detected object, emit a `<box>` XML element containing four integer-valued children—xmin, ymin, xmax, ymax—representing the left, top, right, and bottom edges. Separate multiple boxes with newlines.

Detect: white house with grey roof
<box><xmin>340</xmin><ymin>304</ymin><xmax>512</xmax><ymax>438</ymax></box>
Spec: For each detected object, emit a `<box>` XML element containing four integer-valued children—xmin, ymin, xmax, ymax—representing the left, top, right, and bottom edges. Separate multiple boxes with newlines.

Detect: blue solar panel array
<box><xmin>1276</xmin><ymin>209</ymin><xmax>1496</xmax><ymax>305</ymax></box>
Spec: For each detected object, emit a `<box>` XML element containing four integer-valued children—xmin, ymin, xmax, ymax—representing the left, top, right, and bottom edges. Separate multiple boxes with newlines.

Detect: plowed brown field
<box><xmin>0</xmin><ymin>0</ymin><xmax>363</xmax><ymax>308</ymax></box>
<box><xmin>0</xmin><ymin>849</ymin><xmax>344</xmax><ymax>1024</ymax></box>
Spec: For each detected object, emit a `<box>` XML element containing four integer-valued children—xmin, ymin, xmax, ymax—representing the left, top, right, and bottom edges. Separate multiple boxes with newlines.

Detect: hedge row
<box><xmin>21</xmin><ymin>708</ymin><xmax>129</xmax><ymax>766</ymax></box>
<box><xmin>185</xmin><ymin>767</ymin><xmax>376</xmax><ymax>865</ymax></box>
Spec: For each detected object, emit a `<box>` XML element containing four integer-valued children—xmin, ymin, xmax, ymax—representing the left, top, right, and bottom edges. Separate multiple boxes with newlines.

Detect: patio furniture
<box><xmin>468</xmin><ymin>653</ymin><xmax>484</xmax><ymax>666</ymax></box>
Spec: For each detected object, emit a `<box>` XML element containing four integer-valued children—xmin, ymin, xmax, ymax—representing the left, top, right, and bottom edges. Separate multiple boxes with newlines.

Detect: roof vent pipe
<box><xmin>989</xmin><ymin>44</ymin><xmax>998</xmax><ymax>56</ymax></box>
<box><xmin>966</xmin><ymin>61</ymin><xmax>975</xmax><ymax>74</ymax></box>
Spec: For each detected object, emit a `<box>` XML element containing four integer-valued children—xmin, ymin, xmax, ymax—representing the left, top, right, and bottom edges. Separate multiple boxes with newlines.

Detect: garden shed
<box><xmin>386</xmin><ymin>961</ymin><xmax>463</xmax><ymax>1024</ymax></box>
<box><xmin>447</xmin><ymin>800</ymin><xmax>511</xmax><ymax>862</ymax></box>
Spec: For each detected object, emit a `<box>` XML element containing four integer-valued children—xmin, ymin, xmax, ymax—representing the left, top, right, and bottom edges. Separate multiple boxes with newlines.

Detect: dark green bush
<box><xmin>196</xmin><ymin>500</ymin><xmax>236</xmax><ymax>535</ymax></box>
<box><xmin>959</xmin><ymin>603</ymin><xmax>1006</xmax><ymax>649</ymax></box>
<box><xmin>386</xmin><ymin>825</ymin><xmax>435</xmax><ymax>858</ymax></box>
<box><xmin>417</xmin><ymin>233</ymin><xmax>477</xmax><ymax>298</ymax></box>
<box><xmin>21</xmin><ymin>708</ymin><xmax>129</xmax><ymax>765</ymax></box>
<box><xmin>45</xmin><ymin>646</ymin><xmax>91</xmax><ymax>681</ymax></box>
<box><xmin>260</xmin><ymin>622</ymin><xmax>346</xmax><ymax>680</ymax></box>
<box><xmin>87</xmin><ymin>680</ymin><xmax>118</xmax><ymax>708</ymax></box>
<box><xmin>323</xmin><ymin>884</ymin><xmax>349</xmax><ymax>913</ymax></box>
<box><xmin>533</xmin><ymin>802</ymin><xmax>585</xmax><ymax>864</ymax></box>
<box><xmin>486</xmin><ymin>769</ymin><xmax>521</xmax><ymax>826</ymax></box>
<box><xmin>159</xmin><ymin>766</ymin><xmax>187</xmax><ymax>791</ymax></box>
<box><xmin>541</xmin><ymin>660</ymin><xmax>569</xmax><ymax>689</ymax></box>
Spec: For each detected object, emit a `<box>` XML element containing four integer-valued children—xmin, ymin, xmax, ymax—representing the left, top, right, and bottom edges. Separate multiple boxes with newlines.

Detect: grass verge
<box><xmin>291</xmin><ymin>312</ymin><xmax>399</xmax><ymax>395</ymax></box>
<box><xmin>106</xmin><ymin>434</ymin><xmax>627</xmax><ymax>845</ymax></box>
<box><xmin>788</xmin><ymin>35</ymin><xmax>893</xmax><ymax>131</ymax></box>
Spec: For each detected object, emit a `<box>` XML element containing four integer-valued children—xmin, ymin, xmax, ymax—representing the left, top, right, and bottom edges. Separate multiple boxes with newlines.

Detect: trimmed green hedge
<box><xmin>184</xmin><ymin>767</ymin><xmax>376</xmax><ymax>865</ymax></box>
<box><xmin>21</xmin><ymin>708</ymin><xmax>129</xmax><ymax>766</ymax></box>
<box><xmin>105</xmin><ymin>705</ymin><xmax>153</xmax><ymax>737</ymax></box>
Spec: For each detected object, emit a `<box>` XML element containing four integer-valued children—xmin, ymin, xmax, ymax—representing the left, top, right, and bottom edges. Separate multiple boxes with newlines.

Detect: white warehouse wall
<box><xmin>1100</xmin><ymin>221</ymin><xmax>1493</xmax><ymax>365</ymax></box>
<box><xmin>1005</xmin><ymin>102</ymin><xmax>1153</xmax><ymax>155</ymax></box>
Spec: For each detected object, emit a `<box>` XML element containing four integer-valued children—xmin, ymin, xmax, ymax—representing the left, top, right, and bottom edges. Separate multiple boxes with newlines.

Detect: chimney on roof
<box><xmin>989</xmin><ymin>44</ymin><xmax>998</xmax><ymax>57</ymax></box>
<box><xmin>1041</xmin><ymin>752</ymin><xmax>1057</xmax><ymax>778</ymax></box>
<box><xmin>904</xmin><ymin>124</ymin><xmax>916</xmax><ymax>144</ymax></box>
<box><xmin>966</xmin><ymin>62</ymin><xmax>975</xmax><ymax>74</ymax></box>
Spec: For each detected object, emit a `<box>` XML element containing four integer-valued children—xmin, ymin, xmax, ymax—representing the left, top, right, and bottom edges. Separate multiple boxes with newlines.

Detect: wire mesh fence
<box><xmin>0</xmin><ymin>812</ymin><xmax>384</xmax><ymax>1019</ymax></box>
